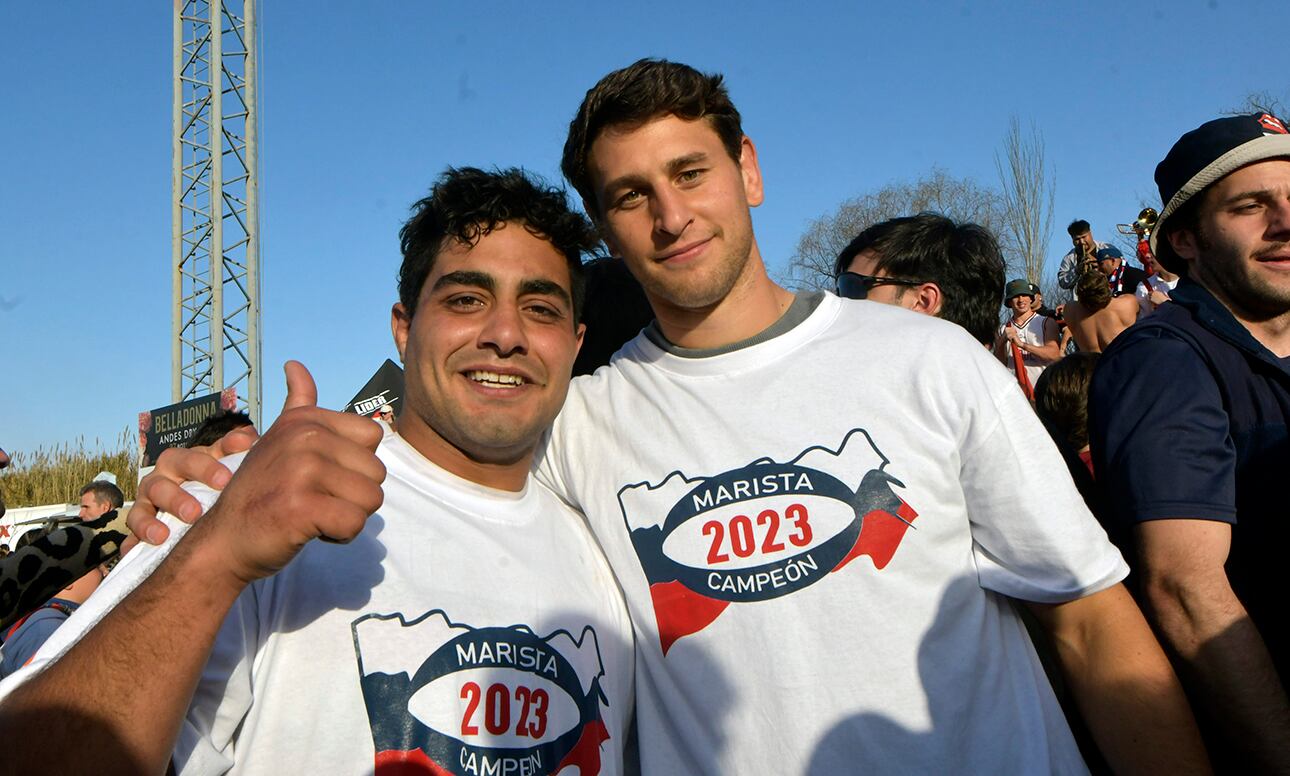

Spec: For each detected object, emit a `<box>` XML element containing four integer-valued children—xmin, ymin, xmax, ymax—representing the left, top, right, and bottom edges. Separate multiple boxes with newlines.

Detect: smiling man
<box><xmin>0</xmin><ymin>168</ymin><xmax>634</xmax><ymax>776</ymax></box>
<box><xmin>1089</xmin><ymin>112</ymin><xmax>1290</xmax><ymax>772</ymax></box>
<box><xmin>540</xmin><ymin>58</ymin><xmax>1205</xmax><ymax>774</ymax></box>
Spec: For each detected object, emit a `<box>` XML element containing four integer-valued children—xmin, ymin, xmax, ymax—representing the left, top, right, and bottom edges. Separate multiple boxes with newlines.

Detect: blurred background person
<box><xmin>0</xmin><ymin>565</ymin><xmax>102</xmax><ymax>677</ymax></box>
<box><xmin>77</xmin><ymin>480</ymin><xmax>123</xmax><ymax>522</ymax></box>
<box><xmin>995</xmin><ymin>279</ymin><xmax>1061</xmax><ymax>396</ymax></box>
<box><xmin>1138</xmin><ymin>251</ymin><xmax>1180</xmax><ymax>313</ymax></box>
<box><xmin>1063</xmin><ymin>266</ymin><xmax>1139</xmax><ymax>352</ymax></box>
<box><xmin>1057</xmin><ymin>219</ymin><xmax>1124</xmax><ymax>290</ymax></box>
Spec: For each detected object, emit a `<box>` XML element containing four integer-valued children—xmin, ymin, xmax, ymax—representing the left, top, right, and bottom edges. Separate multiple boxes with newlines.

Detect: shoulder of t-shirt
<box><xmin>1093</xmin><ymin>322</ymin><xmax>1211</xmax><ymax>401</ymax></box>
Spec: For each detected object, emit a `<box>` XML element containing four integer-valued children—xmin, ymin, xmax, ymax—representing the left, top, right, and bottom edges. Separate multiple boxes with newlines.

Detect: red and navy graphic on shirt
<box><xmin>352</xmin><ymin>610</ymin><xmax>611</xmax><ymax>776</ymax></box>
<box><xmin>619</xmin><ymin>429</ymin><xmax>919</xmax><ymax>654</ymax></box>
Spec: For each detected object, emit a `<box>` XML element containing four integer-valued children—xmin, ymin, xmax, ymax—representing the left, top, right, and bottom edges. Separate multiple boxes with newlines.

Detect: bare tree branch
<box><xmin>784</xmin><ymin>168</ymin><xmax>1004</xmax><ymax>291</ymax></box>
<box><xmin>1223</xmin><ymin>89</ymin><xmax>1288</xmax><ymax>118</ymax></box>
<box><xmin>995</xmin><ymin>117</ymin><xmax>1056</xmax><ymax>286</ymax></box>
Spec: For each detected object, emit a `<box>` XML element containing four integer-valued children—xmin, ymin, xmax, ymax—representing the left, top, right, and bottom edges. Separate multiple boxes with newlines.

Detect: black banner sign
<box><xmin>138</xmin><ymin>388</ymin><xmax>238</xmax><ymax>466</ymax></box>
<box><xmin>344</xmin><ymin>359</ymin><xmax>405</xmax><ymax>421</ymax></box>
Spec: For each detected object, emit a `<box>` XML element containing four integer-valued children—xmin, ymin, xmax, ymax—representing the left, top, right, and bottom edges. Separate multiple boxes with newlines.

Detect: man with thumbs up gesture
<box><xmin>0</xmin><ymin>169</ymin><xmax>636</xmax><ymax>776</ymax></box>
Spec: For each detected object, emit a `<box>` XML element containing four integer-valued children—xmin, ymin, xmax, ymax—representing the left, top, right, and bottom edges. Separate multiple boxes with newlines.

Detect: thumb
<box><xmin>282</xmin><ymin>360</ymin><xmax>318</xmax><ymax>412</ymax></box>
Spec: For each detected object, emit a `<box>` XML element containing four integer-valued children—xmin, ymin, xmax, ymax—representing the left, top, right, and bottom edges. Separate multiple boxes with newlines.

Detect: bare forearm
<box><xmin>1147</xmin><ymin>583</ymin><xmax>1290</xmax><ymax>771</ymax></box>
<box><xmin>0</xmin><ymin>525</ymin><xmax>242</xmax><ymax>776</ymax></box>
<box><xmin>1030</xmin><ymin>586</ymin><xmax>1210</xmax><ymax>775</ymax></box>
<box><xmin>1019</xmin><ymin>340</ymin><xmax>1062</xmax><ymax>363</ymax></box>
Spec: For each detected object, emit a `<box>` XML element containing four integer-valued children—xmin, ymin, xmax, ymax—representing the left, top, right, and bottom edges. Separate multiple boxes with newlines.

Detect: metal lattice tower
<box><xmin>172</xmin><ymin>0</ymin><xmax>261</xmax><ymax>424</ymax></box>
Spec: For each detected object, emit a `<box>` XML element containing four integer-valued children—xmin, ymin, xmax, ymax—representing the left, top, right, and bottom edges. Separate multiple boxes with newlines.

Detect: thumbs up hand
<box><xmin>127</xmin><ymin>362</ymin><xmax>386</xmax><ymax>552</ymax></box>
<box><xmin>186</xmin><ymin>361</ymin><xmax>386</xmax><ymax>586</ymax></box>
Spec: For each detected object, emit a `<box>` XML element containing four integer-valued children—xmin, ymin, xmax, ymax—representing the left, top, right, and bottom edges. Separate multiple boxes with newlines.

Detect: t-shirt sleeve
<box><xmin>956</xmin><ymin>346</ymin><xmax>1128</xmax><ymax>602</ymax></box>
<box><xmin>1058</xmin><ymin>252</ymin><xmax>1078</xmax><ymax>289</ymax></box>
<box><xmin>1089</xmin><ymin>330</ymin><xmax>1236</xmax><ymax>525</ymax></box>
<box><xmin>533</xmin><ymin>398</ymin><xmax>590</xmax><ymax>511</ymax></box>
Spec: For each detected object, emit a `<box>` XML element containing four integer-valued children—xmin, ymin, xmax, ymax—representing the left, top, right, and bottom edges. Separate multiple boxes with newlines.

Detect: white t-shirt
<box><xmin>537</xmin><ymin>294</ymin><xmax>1126</xmax><ymax>775</ymax></box>
<box><xmin>2</xmin><ymin>429</ymin><xmax>635</xmax><ymax>776</ymax></box>
<box><xmin>1136</xmin><ymin>273</ymin><xmax>1180</xmax><ymax>316</ymax></box>
<box><xmin>1000</xmin><ymin>312</ymin><xmax>1058</xmax><ymax>385</ymax></box>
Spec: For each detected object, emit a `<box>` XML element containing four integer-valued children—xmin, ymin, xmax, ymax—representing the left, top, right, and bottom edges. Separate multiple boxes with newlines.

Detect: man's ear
<box><xmin>739</xmin><ymin>136</ymin><xmax>765</xmax><ymax>208</ymax></box>
<box><xmin>1167</xmin><ymin>228</ymin><xmax>1200</xmax><ymax>262</ymax></box>
<box><xmin>574</xmin><ymin>322</ymin><xmax>586</xmax><ymax>356</ymax></box>
<box><xmin>391</xmin><ymin>302</ymin><xmax>412</xmax><ymax>362</ymax></box>
<box><xmin>912</xmin><ymin>283</ymin><xmax>944</xmax><ymax>317</ymax></box>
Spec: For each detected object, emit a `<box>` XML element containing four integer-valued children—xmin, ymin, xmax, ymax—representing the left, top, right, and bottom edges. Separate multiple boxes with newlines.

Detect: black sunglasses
<box><xmin>836</xmin><ymin>271</ymin><xmax>927</xmax><ymax>300</ymax></box>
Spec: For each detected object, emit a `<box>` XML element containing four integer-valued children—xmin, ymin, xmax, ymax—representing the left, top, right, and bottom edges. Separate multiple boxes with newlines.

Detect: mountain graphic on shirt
<box><xmin>618</xmin><ymin>428</ymin><xmax>919</xmax><ymax>654</ymax></box>
<box><xmin>352</xmin><ymin>609</ymin><xmax>611</xmax><ymax>776</ymax></box>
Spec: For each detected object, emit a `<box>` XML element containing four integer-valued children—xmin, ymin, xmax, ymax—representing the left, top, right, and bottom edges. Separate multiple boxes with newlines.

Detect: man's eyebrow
<box><xmin>666</xmin><ymin>151</ymin><xmax>709</xmax><ymax>176</ymax></box>
<box><xmin>519</xmin><ymin>278</ymin><xmax>572</xmax><ymax>308</ymax></box>
<box><xmin>1218</xmin><ymin>188</ymin><xmax>1279</xmax><ymax>206</ymax></box>
<box><xmin>432</xmin><ymin>270</ymin><xmax>495</xmax><ymax>292</ymax></box>
<box><xmin>600</xmin><ymin>152</ymin><xmax>712</xmax><ymax>196</ymax></box>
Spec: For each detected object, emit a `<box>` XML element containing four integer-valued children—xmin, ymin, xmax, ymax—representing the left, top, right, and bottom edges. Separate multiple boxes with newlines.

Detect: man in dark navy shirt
<box><xmin>1090</xmin><ymin>112</ymin><xmax>1290</xmax><ymax>772</ymax></box>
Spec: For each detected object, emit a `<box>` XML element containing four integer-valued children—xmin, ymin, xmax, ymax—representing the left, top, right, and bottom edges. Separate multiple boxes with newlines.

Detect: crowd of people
<box><xmin>0</xmin><ymin>59</ymin><xmax>1285</xmax><ymax>775</ymax></box>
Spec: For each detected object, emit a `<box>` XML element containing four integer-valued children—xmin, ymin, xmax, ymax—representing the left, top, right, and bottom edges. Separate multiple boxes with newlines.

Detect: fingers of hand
<box><xmin>314</xmin><ymin>469</ymin><xmax>386</xmax><ymax>541</ymax></box>
<box><xmin>279</xmin><ymin>406</ymin><xmax>385</xmax><ymax>453</ymax></box>
<box><xmin>136</xmin><ymin>474</ymin><xmax>206</xmax><ymax>523</ymax></box>
<box><xmin>209</xmin><ymin>425</ymin><xmax>259</xmax><ymax>459</ymax></box>
<box><xmin>125</xmin><ymin>502</ymin><xmax>170</xmax><ymax>545</ymax></box>
<box><xmin>155</xmin><ymin>446</ymin><xmax>234</xmax><ymax>491</ymax></box>
<box><xmin>232</xmin><ymin>419</ymin><xmax>385</xmax><ymax>527</ymax></box>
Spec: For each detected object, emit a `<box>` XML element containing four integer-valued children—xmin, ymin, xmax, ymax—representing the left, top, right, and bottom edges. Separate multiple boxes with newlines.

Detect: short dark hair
<box><xmin>1034</xmin><ymin>352</ymin><xmax>1100</xmax><ymax>453</ymax></box>
<box><xmin>562</xmin><ymin>58</ymin><xmax>744</xmax><ymax>211</ymax></box>
<box><xmin>1067</xmin><ymin>219</ymin><xmax>1091</xmax><ymax>237</ymax></box>
<box><xmin>1075</xmin><ymin>266</ymin><xmax>1111</xmax><ymax>310</ymax></box>
<box><xmin>397</xmin><ymin>167</ymin><xmax>597</xmax><ymax>323</ymax></box>
<box><xmin>188</xmin><ymin>410</ymin><xmax>255</xmax><ymax>449</ymax></box>
<box><xmin>834</xmin><ymin>214</ymin><xmax>1006</xmax><ymax>346</ymax></box>
<box><xmin>79</xmin><ymin>480</ymin><xmax>124</xmax><ymax>510</ymax></box>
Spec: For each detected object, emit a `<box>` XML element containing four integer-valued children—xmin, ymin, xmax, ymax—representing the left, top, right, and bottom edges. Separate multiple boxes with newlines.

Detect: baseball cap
<box><xmin>1004</xmin><ymin>279</ymin><xmax>1033</xmax><ymax>300</ymax></box>
<box><xmin>1151</xmin><ymin>112</ymin><xmax>1290</xmax><ymax>272</ymax></box>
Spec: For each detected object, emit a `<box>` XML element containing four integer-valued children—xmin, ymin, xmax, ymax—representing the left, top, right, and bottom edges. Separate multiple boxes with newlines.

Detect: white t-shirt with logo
<box><xmin>1</xmin><ymin>428</ymin><xmax>635</xmax><ymax>776</ymax></box>
<box><xmin>537</xmin><ymin>294</ymin><xmax>1126</xmax><ymax>775</ymax></box>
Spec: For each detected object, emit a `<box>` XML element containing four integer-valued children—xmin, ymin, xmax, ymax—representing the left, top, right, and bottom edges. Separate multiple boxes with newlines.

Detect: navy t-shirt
<box><xmin>1089</xmin><ymin>278</ymin><xmax>1289</xmax><ymax>678</ymax></box>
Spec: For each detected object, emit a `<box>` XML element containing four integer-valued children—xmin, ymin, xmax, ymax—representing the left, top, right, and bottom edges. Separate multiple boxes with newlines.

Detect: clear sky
<box><xmin>2</xmin><ymin>0</ymin><xmax>1286</xmax><ymax>457</ymax></box>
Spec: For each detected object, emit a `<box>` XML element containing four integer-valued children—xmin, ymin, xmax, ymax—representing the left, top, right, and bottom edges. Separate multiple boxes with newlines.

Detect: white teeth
<box><xmin>466</xmin><ymin>370</ymin><xmax>526</xmax><ymax>387</ymax></box>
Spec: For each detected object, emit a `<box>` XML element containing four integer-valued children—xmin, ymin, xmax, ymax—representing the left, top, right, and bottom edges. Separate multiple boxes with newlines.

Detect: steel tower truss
<box><xmin>172</xmin><ymin>0</ymin><xmax>261</xmax><ymax>424</ymax></box>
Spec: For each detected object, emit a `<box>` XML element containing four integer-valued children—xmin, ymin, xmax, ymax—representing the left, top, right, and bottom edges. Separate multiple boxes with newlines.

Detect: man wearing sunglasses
<box><xmin>833</xmin><ymin>213</ymin><xmax>1006</xmax><ymax>346</ymax></box>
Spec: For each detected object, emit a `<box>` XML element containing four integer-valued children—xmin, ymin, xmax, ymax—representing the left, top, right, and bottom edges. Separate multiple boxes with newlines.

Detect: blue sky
<box><xmin>2</xmin><ymin>0</ymin><xmax>1286</xmax><ymax>457</ymax></box>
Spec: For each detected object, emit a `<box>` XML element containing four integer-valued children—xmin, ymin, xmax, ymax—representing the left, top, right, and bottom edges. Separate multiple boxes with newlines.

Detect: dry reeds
<box><xmin>0</xmin><ymin>429</ymin><xmax>138</xmax><ymax>508</ymax></box>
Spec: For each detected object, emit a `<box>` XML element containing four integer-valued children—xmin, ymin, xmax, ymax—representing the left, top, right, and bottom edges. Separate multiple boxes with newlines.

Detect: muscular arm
<box><xmin>1026</xmin><ymin>584</ymin><xmax>1210</xmax><ymax>774</ymax></box>
<box><xmin>1137</xmin><ymin>519</ymin><xmax>1290</xmax><ymax>772</ymax></box>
